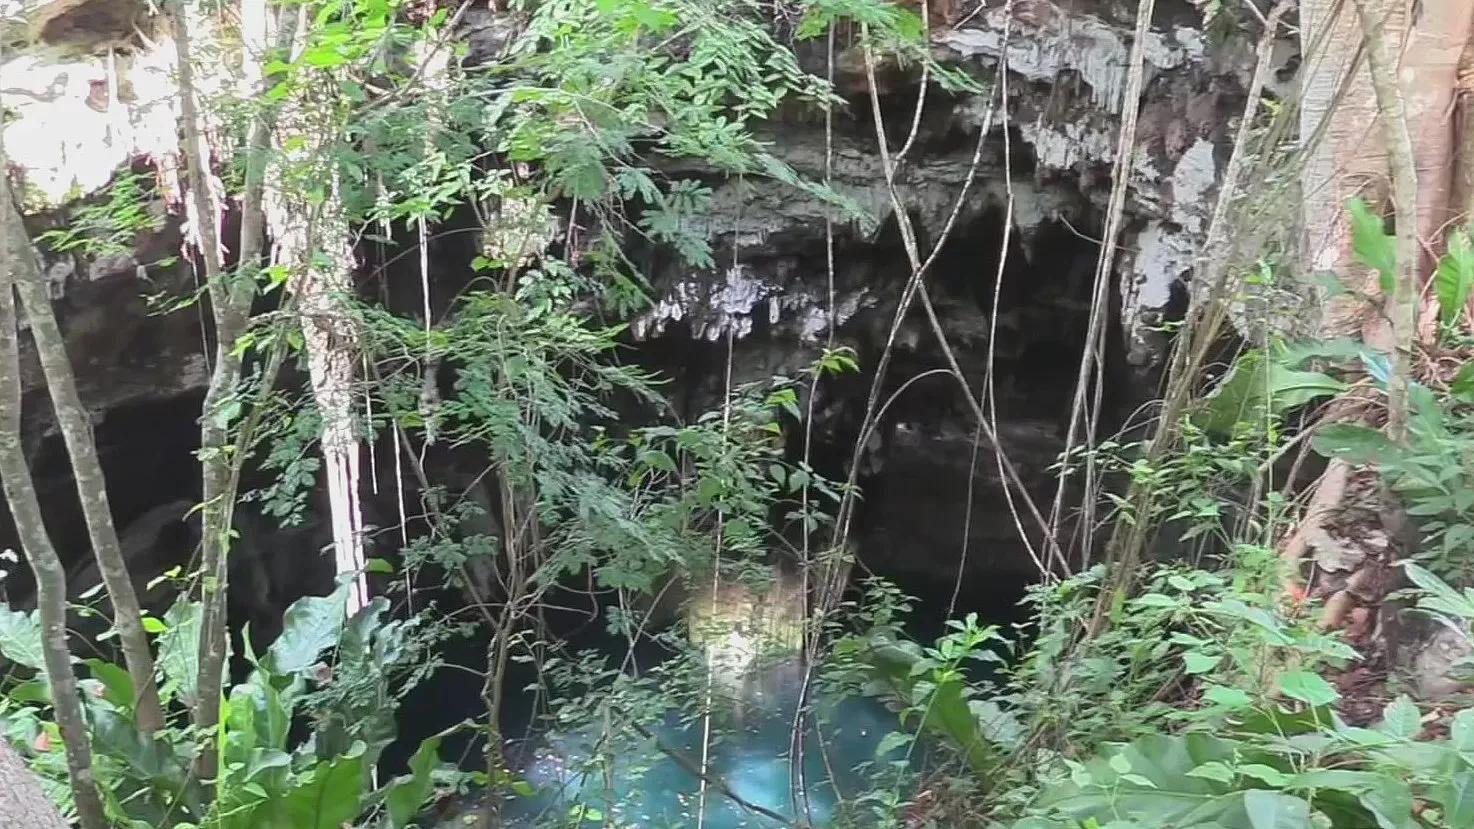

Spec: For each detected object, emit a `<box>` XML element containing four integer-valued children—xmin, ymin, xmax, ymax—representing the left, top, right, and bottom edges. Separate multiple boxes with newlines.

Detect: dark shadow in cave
<box><xmin>800</xmin><ymin>204</ymin><xmax>1123</xmax><ymax>640</ymax></box>
<box><xmin>0</xmin><ymin>392</ymin><xmax>205</xmax><ymax>604</ymax></box>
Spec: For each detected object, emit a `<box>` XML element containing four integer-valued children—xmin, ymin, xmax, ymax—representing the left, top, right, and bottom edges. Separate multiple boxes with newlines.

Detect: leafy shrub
<box><xmin>0</xmin><ymin>584</ymin><xmax>455</xmax><ymax>828</ymax></box>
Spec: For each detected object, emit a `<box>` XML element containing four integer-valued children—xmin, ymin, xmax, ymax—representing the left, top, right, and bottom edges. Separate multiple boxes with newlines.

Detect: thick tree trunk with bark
<box><xmin>1289</xmin><ymin>0</ymin><xmax>1474</xmax><ymax>710</ymax></box>
<box><xmin>0</xmin><ymin>738</ymin><xmax>69</xmax><ymax>829</ymax></box>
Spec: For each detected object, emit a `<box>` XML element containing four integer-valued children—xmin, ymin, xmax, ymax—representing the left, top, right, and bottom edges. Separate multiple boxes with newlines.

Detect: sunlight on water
<box><xmin>503</xmin><ymin>659</ymin><xmax>913</xmax><ymax>828</ymax></box>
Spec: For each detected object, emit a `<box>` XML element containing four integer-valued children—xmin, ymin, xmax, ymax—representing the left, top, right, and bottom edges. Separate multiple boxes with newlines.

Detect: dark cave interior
<box><xmin>0</xmin><ymin>155</ymin><xmax>1135</xmax><ymax>776</ymax></box>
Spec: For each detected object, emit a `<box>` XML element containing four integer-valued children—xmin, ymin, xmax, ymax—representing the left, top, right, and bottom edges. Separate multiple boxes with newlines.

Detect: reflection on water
<box><xmin>501</xmin><ymin>659</ymin><xmax>916</xmax><ymax>828</ymax></box>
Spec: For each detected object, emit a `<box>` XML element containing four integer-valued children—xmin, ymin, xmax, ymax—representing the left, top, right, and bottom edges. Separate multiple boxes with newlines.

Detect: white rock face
<box><xmin>3</xmin><ymin>48</ymin><xmax>179</xmax><ymax>206</ymax></box>
<box><xmin>2</xmin><ymin>1</ymin><xmax>180</xmax><ymax>206</ymax></box>
<box><xmin>940</xmin><ymin>5</ymin><xmax>1204</xmax><ymax>113</ymax></box>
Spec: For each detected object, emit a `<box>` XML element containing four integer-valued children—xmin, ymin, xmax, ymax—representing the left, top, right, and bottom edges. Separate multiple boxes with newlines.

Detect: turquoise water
<box><xmin>502</xmin><ymin>660</ymin><xmax>917</xmax><ymax>828</ymax></box>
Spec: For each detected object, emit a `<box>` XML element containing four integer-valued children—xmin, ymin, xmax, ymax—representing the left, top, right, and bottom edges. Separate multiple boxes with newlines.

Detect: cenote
<box><xmin>499</xmin><ymin>657</ymin><xmax>924</xmax><ymax>828</ymax></box>
<box><xmin>406</xmin><ymin>563</ymin><xmax>1025</xmax><ymax>829</ymax></box>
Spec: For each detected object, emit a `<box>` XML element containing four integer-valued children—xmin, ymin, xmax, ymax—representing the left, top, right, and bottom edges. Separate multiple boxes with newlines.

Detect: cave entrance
<box><xmin>0</xmin><ymin>392</ymin><xmax>205</xmax><ymax>605</ymax></box>
<box><xmin>826</xmin><ymin>203</ymin><xmax>1117</xmax><ymax>642</ymax></box>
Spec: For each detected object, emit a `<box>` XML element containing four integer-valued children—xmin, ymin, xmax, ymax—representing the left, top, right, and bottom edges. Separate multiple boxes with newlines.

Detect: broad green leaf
<box><xmin>1197</xmin><ymin>351</ymin><xmax>1345</xmax><ymax>436</ymax></box>
<box><xmin>1202</xmin><ymin>685</ymin><xmax>1254</xmax><ymax>710</ymax></box>
<box><xmin>0</xmin><ymin>605</ymin><xmax>46</xmax><ymax>669</ymax></box>
<box><xmin>1403</xmin><ymin>561</ymin><xmax>1474</xmax><ymax>618</ymax></box>
<box><xmin>282</xmin><ymin>744</ymin><xmax>366</xmax><ymax>829</ymax></box>
<box><xmin>853</xmin><ymin>638</ymin><xmax>999</xmax><ymax>773</ymax></box>
<box><xmin>970</xmin><ymin>699</ymin><xmax>1024</xmax><ymax>749</ymax></box>
<box><xmin>1239</xmin><ymin>764</ymin><xmax>1291</xmax><ymax>787</ymax></box>
<box><xmin>86</xmin><ymin>659</ymin><xmax>136</xmax><ymax>712</ymax></box>
<box><xmin>1349</xmin><ymin>198</ymin><xmax>1396</xmax><ymax>282</ymax></box>
<box><xmin>1183</xmin><ymin>651</ymin><xmax>1222</xmax><ymax>675</ymax></box>
<box><xmin>1243</xmin><ymin>790</ymin><xmax>1312</xmax><ymax>829</ymax></box>
<box><xmin>1437</xmin><ymin>230</ymin><xmax>1474</xmax><ymax>326</ymax></box>
<box><xmin>1278</xmin><ymin>670</ymin><xmax>1339</xmax><ymax>706</ymax></box>
<box><xmin>265</xmin><ymin>583</ymin><xmax>349</xmax><ymax>675</ymax></box>
<box><xmin>876</xmin><ymin>730</ymin><xmax>911</xmax><ymax>758</ymax></box>
<box><xmin>1035</xmin><ymin>733</ymin><xmax>1245</xmax><ymax>826</ymax></box>
<box><xmin>1311</xmin><ymin>423</ymin><xmax>1397</xmax><ymax>466</ymax></box>
<box><xmin>1278</xmin><ymin>338</ymin><xmax>1369</xmax><ymax>368</ymax></box>
<box><xmin>1378</xmin><ymin>695</ymin><xmax>1422</xmax><ymax>740</ymax></box>
<box><xmin>90</xmin><ymin>706</ymin><xmax>170</xmax><ymax>780</ymax></box>
<box><xmin>1356</xmin><ymin>776</ymin><xmax>1417</xmax><ymax>829</ymax></box>
<box><xmin>1452</xmin><ymin>708</ymin><xmax>1474</xmax><ymax>752</ymax></box>
<box><xmin>156</xmin><ymin>597</ymin><xmax>202</xmax><ymax>706</ymax></box>
<box><xmin>1452</xmin><ymin>363</ymin><xmax>1474</xmax><ymax>405</ymax></box>
<box><xmin>1438</xmin><ymin>772</ymin><xmax>1474</xmax><ymax>827</ymax></box>
<box><xmin>223</xmin><ymin>671</ymin><xmax>292</xmax><ymax>766</ymax></box>
<box><xmin>1186</xmin><ymin>761</ymin><xmax>1234</xmax><ymax>784</ymax></box>
<box><xmin>364</xmin><ymin>557</ymin><xmax>395</xmax><ymax>575</ymax></box>
<box><xmin>385</xmin><ymin>736</ymin><xmax>443</xmax><ymax>829</ymax></box>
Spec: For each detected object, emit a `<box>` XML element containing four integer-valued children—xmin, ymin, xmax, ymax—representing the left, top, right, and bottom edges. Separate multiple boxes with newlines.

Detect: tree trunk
<box><xmin>172</xmin><ymin>0</ymin><xmax>256</xmax><ymax>777</ymax></box>
<box><xmin>0</xmin><ymin>181</ymin><xmax>108</xmax><ymax>829</ymax></box>
<box><xmin>1288</xmin><ymin>0</ymin><xmax>1474</xmax><ymax>708</ymax></box>
<box><xmin>264</xmin><ymin>17</ymin><xmax>370</xmax><ymax>618</ymax></box>
<box><xmin>0</xmin><ymin>738</ymin><xmax>70</xmax><ymax>829</ymax></box>
<box><xmin>6</xmin><ymin>199</ymin><xmax>165</xmax><ymax>734</ymax></box>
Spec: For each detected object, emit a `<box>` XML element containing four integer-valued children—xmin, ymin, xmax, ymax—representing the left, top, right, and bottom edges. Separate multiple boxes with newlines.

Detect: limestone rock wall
<box><xmin>0</xmin><ymin>0</ymin><xmax>1266</xmax><ymax>601</ymax></box>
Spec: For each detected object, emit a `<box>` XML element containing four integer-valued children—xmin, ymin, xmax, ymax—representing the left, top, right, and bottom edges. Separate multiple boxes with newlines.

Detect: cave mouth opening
<box><xmin>807</xmin><ymin>203</ymin><xmax>1114</xmax><ymax>649</ymax></box>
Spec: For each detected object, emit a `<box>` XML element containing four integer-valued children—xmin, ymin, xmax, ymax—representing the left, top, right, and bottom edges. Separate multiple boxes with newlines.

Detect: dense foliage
<box><xmin>1</xmin><ymin>1</ymin><xmax>1473</xmax><ymax>828</ymax></box>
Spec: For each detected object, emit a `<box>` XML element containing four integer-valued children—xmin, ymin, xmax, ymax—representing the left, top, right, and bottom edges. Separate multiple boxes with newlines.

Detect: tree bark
<box><xmin>0</xmin><ymin>738</ymin><xmax>70</xmax><ymax>829</ymax></box>
<box><xmin>6</xmin><ymin>201</ymin><xmax>165</xmax><ymax>734</ymax></box>
<box><xmin>173</xmin><ymin>0</ymin><xmax>241</xmax><ymax>777</ymax></box>
<box><xmin>0</xmin><ymin>182</ymin><xmax>107</xmax><ymax>829</ymax></box>
<box><xmin>1351</xmin><ymin>0</ymin><xmax>1421</xmax><ymax>442</ymax></box>
<box><xmin>264</xmin><ymin>15</ymin><xmax>370</xmax><ymax>618</ymax></box>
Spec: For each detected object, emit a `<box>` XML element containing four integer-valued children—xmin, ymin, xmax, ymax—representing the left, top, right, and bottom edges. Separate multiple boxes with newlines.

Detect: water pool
<box><xmin>497</xmin><ymin>660</ymin><xmax>920</xmax><ymax>828</ymax></box>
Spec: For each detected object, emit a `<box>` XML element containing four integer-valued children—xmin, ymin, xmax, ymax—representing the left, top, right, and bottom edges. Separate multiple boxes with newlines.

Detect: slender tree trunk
<box><xmin>173</xmin><ymin>0</ymin><xmax>244</xmax><ymax>777</ymax></box>
<box><xmin>0</xmin><ymin>738</ymin><xmax>70</xmax><ymax>829</ymax></box>
<box><xmin>6</xmin><ymin>205</ymin><xmax>165</xmax><ymax>733</ymax></box>
<box><xmin>0</xmin><ymin>180</ymin><xmax>107</xmax><ymax>829</ymax></box>
<box><xmin>1352</xmin><ymin>0</ymin><xmax>1421</xmax><ymax>442</ymax></box>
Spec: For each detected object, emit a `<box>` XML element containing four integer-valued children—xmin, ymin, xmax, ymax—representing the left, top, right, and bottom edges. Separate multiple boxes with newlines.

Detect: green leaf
<box><xmin>1243</xmin><ymin>790</ymin><xmax>1312</xmax><ymax>829</ymax></box>
<box><xmin>1186</xmin><ymin>761</ymin><xmax>1234</xmax><ymax>784</ymax></box>
<box><xmin>86</xmin><ymin>659</ymin><xmax>136</xmax><ymax>712</ymax></box>
<box><xmin>1404</xmin><ymin>560</ymin><xmax>1474</xmax><ymax>618</ymax></box>
<box><xmin>1349</xmin><ymin>198</ymin><xmax>1396</xmax><ymax>281</ymax></box>
<box><xmin>1202</xmin><ymin>685</ymin><xmax>1254</xmax><ymax>710</ymax></box>
<box><xmin>1378</xmin><ymin>695</ymin><xmax>1422</xmax><ymax>740</ymax></box>
<box><xmin>1035</xmin><ymin>733</ymin><xmax>1244</xmax><ymax>825</ymax></box>
<box><xmin>1437</xmin><ymin>772</ymin><xmax>1474</xmax><ymax>828</ymax></box>
<box><xmin>141</xmin><ymin>616</ymin><xmax>167</xmax><ymax>634</ymax></box>
<box><xmin>90</xmin><ymin>706</ymin><xmax>171</xmax><ymax>780</ymax></box>
<box><xmin>0</xmin><ymin>605</ymin><xmax>46</xmax><ymax>669</ymax></box>
<box><xmin>1436</xmin><ymin>230</ymin><xmax>1474</xmax><ymax>326</ymax></box>
<box><xmin>364</xmin><ymin>558</ymin><xmax>395</xmax><ymax>575</ymax></box>
<box><xmin>156</xmin><ymin>598</ymin><xmax>202</xmax><ymax>706</ymax></box>
<box><xmin>852</xmin><ymin>639</ymin><xmax>999</xmax><ymax>773</ymax></box>
<box><xmin>385</xmin><ymin>736</ymin><xmax>443</xmax><ymax>829</ymax></box>
<box><xmin>1278</xmin><ymin>670</ymin><xmax>1339</xmax><ymax>706</ymax></box>
<box><xmin>876</xmin><ymin>730</ymin><xmax>911</xmax><ymax>758</ymax></box>
<box><xmin>1452</xmin><ymin>708</ymin><xmax>1474</xmax><ymax>751</ymax></box>
<box><xmin>1452</xmin><ymin>363</ymin><xmax>1474</xmax><ymax>405</ymax></box>
<box><xmin>282</xmin><ymin>744</ymin><xmax>366</xmax><ymax>829</ymax></box>
<box><xmin>265</xmin><ymin>583</ymin><xmax>349</xmax><ymax>675</ymax></box>
<box><xmin>1239</xmin><ymin>764</ymin><xmax>1292</xmax><ymax>787</ymax></box>
<box><xmin>1183</xmin><ymin>651</ymin><xmax>1222</xmax><ymax>675</ymax></box>
<box><xmin>1197</xmin><ymin>351</ymin><xmax>1345</xmax><ymax>436</ymax></box>
<box><xmin>1311</xmin><ymin>423</ymin><xmax>1397</xmax><ymax>466</ymax></box>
